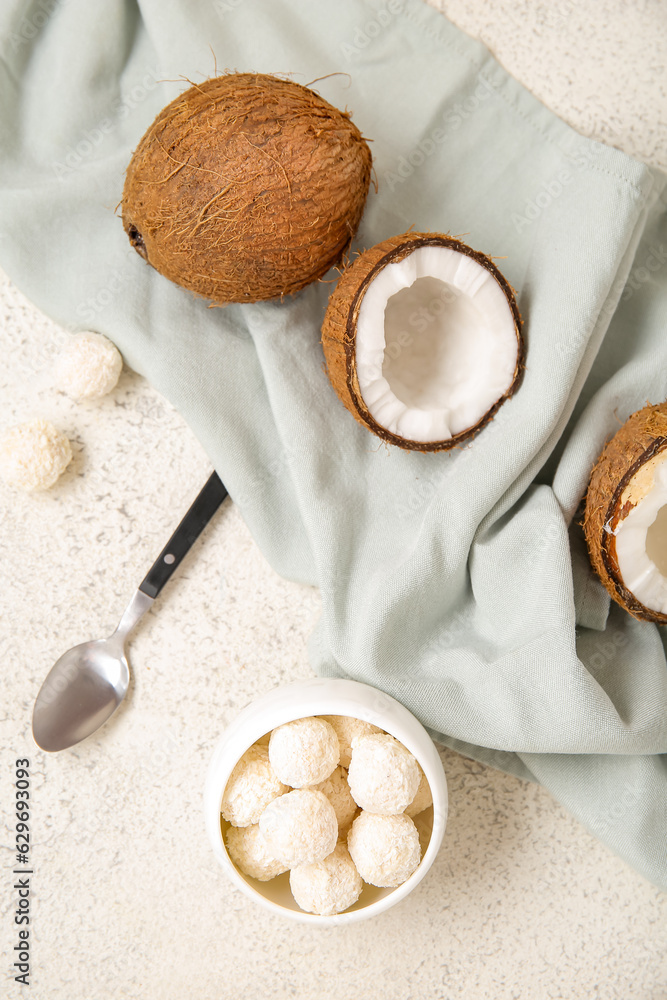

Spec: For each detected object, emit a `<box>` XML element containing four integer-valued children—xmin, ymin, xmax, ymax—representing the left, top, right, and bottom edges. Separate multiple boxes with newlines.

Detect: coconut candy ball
<box><xmin>290</xmin><ymin>842</ymin><xmax>363</xmax><ymax>915</ymax></box>
<box><xmin>404</xmin><ymin>766</ymin><xmax>433</xmax><ymax>819</ymax></box>
<box><xmin>348</xmin><ymin>733</ymin><xmax>420</xmax><ymax>815</ymax></box>
<box><xmin>56</xmin><ymin>331</ymin><xmax>123</xmax><ymax>400</ymax></box>
<box><xmin>221</xmin><ymin>744</ymin><xmax>288</xmax><ymax>827</ymax></box>
<box><xmin>0</xmin><ymin>419</ymin><xmax>72</xmax><ymax>492</ymax></box>
<box><xmin>309</xmin><ymin>765</ymin><xmax>358</xmax><ymax>834</ymax></box>
<box><xmin>347</xmin><ymin>811</ymin><xmax>421</xmax><ymax>888</ymax></box>
<box><xmin>225</xmin><ymin>823</ymin><xmax>289</xmax><ymax>882</ymax></box>
<box><xmin>259</xmin><ymin>789</ymin><xmax>338</xmax><ymax>867</ymax></box>
<box><xmin>269</xmin><ymin>716</ymin><xmax>339</xmax><ymax>788</ymax></box>
<box><xmin>318</xmin><ymin>715</ymin><xmax>382</xmax><ymax>769</ymax></box>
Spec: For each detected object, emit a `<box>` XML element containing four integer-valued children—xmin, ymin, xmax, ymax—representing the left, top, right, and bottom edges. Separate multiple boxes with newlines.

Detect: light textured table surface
<box><xmin>2</xmin><ymin>2</ymin><xmax>667</xmax><ymax>998</ymax></box>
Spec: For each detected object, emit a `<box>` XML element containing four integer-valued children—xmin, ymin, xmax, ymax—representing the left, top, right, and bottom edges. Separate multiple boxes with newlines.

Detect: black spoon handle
<box><xmin>139</xmin><ymin>471</ymin><xmax>229</xmax><ymax>600</ymax></box>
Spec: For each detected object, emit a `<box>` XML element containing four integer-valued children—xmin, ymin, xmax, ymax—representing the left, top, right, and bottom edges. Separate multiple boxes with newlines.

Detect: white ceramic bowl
<box><xmin>204</xmin><ymin>677</ymin><xmax>448</xmax><ymax>925</ymax></box>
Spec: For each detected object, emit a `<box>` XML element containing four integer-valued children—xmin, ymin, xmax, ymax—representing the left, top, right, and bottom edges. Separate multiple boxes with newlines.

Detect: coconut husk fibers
<box><xmin>121</xmin><ymin>73</ymin><xmax>372</xmax><ymax>304</ymax></box>
<box><xmin>583</xmin><ymin>401</ymin><xmax>667</xmax><ymax>623</ymax></box>
<box><xmin>321</xmin><ymin>231</ymin><xmax>524</xmax><ymax>452</ymax></box>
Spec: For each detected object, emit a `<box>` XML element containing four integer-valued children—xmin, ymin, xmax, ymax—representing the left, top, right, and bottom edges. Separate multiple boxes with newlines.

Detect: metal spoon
<box><xmin>32</xmin><ymin>471</ymin><xmax>228</xmax><ymax>752</ymax></box>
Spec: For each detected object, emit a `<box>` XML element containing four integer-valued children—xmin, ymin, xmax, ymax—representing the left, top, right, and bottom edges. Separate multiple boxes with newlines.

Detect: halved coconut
<box><xmin>584</xmin><ymin>402</ymin><xmax>667</xmax><ymax>623</ymax></box>
<box><xmin>321</xmin><ymin>232</ymin><xmax>524</xmax><ymax>451</ymax></box>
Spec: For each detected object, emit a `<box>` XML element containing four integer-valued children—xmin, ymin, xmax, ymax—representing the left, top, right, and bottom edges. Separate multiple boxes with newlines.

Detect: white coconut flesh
<box><xmin>354</xmin><ymin>246</ymin><xmax>519</xmax><ymax>443</ymax></box>
<box><xmin>614</xmin><ymin>453</ymin><xmax>667</xmax><ymax>613</ymax></box>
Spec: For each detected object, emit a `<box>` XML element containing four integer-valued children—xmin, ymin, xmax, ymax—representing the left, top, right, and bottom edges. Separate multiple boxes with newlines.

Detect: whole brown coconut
<box><xmin>121</xmin><ymin>73</ymin><xmax>372</xmax><ymax>304</ymax></box>
<box><xmin>584</xmin><ymin>402</ymin><xmax>667</xmax><ymax>623</ymax></box>
<box><xmin>321</xmin><ymin>231</ymin><xmax>524</xmax><ymax>452</ymax></box>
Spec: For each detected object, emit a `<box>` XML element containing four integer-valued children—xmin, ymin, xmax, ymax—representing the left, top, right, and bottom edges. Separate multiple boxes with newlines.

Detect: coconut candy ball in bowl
<box><xmin>204</xmin><ymin>678</ymin><xmax>448</xmax><ymax>926</ymax></box>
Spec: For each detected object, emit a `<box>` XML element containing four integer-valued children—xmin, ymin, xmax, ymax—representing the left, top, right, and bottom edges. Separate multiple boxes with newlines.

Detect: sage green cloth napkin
<box><xmin>1</xmin><ymin>0</ymin><xmax>666</xmax><ymax>888</ymax></box>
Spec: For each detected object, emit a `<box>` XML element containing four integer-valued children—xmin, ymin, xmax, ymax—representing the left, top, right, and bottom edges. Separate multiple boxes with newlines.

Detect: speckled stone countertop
<box><xmin>2</xmin><ymin>3</ymin><xmax>667</xmax><ymax>998</ymax></box>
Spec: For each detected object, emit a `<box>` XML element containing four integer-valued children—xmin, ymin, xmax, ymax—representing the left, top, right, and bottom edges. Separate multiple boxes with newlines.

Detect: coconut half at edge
<box><xmin>584</xmin><ymin>402</ymin><xmax>667</xmax><ymax>623</ymax></box>
<box><xmin>321</xmin><ymin>232</ymin><xmax>524</xmax><ymax>451</ymax></box>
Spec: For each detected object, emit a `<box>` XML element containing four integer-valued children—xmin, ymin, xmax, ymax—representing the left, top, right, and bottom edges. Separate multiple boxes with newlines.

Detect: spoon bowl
<box><xmin>32</xmin><ymin>637</ymin><xmax>129</xmax><ymax>752</ymax></box>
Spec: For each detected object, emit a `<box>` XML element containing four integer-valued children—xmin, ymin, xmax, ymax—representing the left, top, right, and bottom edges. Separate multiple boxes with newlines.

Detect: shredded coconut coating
<box><xmin>221</xmin><ymin>744</ymin><xmax>288</xmax><ymax>827</ymax></box>
<box><xmin>56</xmin><ymin>331</ymin><xmax>123</xmax><ymax>400</ymax></box>
<box><xmin>347</xmin><ymin>734</ymin><xmax>420</xmax><ymax>814</ymax></box>
<box><xmin>259</xmin><ymin>789</ymin><xmax>338</xmax><ymax>866</ymax></box>
<box><xmin>308</xmin><ymin>766</ymin><xmax>358</xmax><ymax>834</ymax></box>
<box><xmin>404</xmin><ymin>766</ymin><xmax>433</xmax><ymax>819</ymax></box>
<box><xmin>290</xmin><ymin>842</ymin><xmax>363</xmax><ymax>915</ymax></box>
<box><xmin>269</xmin><ymin>717</ymin><xmax>340</xmax><ymax>787</ymax></box>
<box><xmin>318</xmin><ymin>715</ymin><xmax>382</xmax><ymax>768</ymax></box>
<box><xmin>225</xmin><ymin>823</ymin><xmax>289</xmax><ymax>882</ymax></box>
<box><xmin>347</xmin><ymin>812</ymin><xmax>421</xmax><ymax>887</ymax></box>
<box><xmin>0</xmin><ymin>419</ymin><xmax>72</xmax><ymax>491</ymax></box>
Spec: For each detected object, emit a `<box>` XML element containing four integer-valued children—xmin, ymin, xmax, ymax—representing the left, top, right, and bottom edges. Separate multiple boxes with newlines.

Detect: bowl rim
<box><xmin>204</xmin><ymin>677</ymin><xmax>448</xmax><ymax>926</ymax></box>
